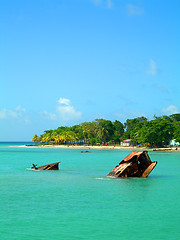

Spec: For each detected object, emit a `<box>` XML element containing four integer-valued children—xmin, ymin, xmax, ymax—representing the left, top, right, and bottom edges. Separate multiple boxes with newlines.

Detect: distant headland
<box><xmin>31</xmin><ymin>114</ymin><xmax>180</xmax><ymax>149</ymax></box>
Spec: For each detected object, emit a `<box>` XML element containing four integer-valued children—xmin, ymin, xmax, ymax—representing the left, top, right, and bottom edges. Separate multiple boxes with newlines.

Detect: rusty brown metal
<box><xmin>107</xmin><ymin>151</ymin><xmax>157</xmax><ymax>178</ymax></box>
<box><xmin>31</xmin><ymin>162</ymin><xmax>60</xmax><ymax>170</ymax></box>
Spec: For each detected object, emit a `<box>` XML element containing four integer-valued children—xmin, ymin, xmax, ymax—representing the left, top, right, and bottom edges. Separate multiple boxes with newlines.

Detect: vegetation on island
<box><xmin>32</xmin><ymin>114</ymin><xmax>180</xmax><ymax>148</ymax></box>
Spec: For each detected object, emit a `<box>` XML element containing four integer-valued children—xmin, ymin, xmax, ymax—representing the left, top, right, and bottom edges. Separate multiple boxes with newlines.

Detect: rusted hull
<box><xmin>32</xmin><ymin>162</ymin><xmax>60</xmax><ymax>170</ymax></box>
<box><xmin>107</xmin><ymin>151</ymin><xmax>157</xmax><ymax>178</ymax></box>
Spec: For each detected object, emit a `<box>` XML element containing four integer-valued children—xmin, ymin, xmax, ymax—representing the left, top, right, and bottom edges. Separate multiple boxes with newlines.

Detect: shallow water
<box><xmin>0</xmin><ymin>143</ymin><xmax>180</xmax><ymax>240</ymax></box>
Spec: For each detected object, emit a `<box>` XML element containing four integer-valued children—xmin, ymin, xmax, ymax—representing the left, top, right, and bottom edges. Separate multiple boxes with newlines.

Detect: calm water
<box><xmin>0</xmin><ymin>142</ymin><xmax>180</xmax><ymax>240</ymax></box>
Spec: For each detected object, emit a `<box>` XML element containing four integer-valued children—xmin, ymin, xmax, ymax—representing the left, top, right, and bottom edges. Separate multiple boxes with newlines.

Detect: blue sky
<box><xmin>1</xmin><ymin>0</ymin><xmax>180</xmax><ymax>141</ymax></box>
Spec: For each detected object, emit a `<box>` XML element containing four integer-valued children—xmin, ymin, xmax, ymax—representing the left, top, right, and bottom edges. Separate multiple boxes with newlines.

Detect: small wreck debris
<box><xmin>107</xmin><ymin>151</ymin><xmax>157</xmax><ymax>178</ymax></box>
<box><xmin>31</xmin><ymin>162</ymin><xmax>60</xmax><ymax>170</ymax></box>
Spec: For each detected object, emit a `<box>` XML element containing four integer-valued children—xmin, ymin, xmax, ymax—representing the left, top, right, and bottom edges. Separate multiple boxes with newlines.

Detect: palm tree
<box><xmin>31</xmin><ymin>134</ymin><xmax>40</xmax><ymax>143</ymax></box>
<box><xmin>41</xmin><ymin>133</ymin><xmax>51</xmax><ymax>143</ymax></box>
<box><xmin>52</xmin><ymin>133</ymin><xmax>61</xmax><ymax>144</ymax></box>
<box><xmin>97</xmin><ymin>127</ymin><xmax>108</xmax><ymax>143</ymax></box>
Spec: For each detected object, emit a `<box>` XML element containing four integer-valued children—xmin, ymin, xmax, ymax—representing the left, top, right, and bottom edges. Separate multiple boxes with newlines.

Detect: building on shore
<box><xmin>121</xmin><ymin>139</ymin><xmax>131</xmax><ymax>147</ymax></box>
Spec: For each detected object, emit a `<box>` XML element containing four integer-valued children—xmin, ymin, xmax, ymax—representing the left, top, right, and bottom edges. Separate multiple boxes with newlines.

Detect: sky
<box><xmin>0</xmin><ymin>0</ymin><xmax>180</xmax><ymax>141</ymax></box>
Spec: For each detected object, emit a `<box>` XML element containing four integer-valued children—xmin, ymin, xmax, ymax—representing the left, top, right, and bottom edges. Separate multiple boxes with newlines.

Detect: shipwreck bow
<box><xmin>31</xmin><ymin>162</ymin><xmax>60</xmax><ymax>170</ymax></box>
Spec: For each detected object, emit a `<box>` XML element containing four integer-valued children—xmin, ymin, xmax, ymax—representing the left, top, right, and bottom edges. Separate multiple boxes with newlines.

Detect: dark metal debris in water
<box><xmin>107</xmin><ymin>151</ymin><xmax>157</xmax><ymax>178</ymax></box>
<box><xmin>31</xmin><ymin>162</ymin><xmax>60</xmax><ymax>170</ymax></box>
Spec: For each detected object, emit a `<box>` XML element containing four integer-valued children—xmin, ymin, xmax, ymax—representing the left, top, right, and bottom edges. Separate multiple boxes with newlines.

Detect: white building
<box><xmin>121</xmin><ymin>139</ymin><xmax>131</xmax><ymax>147</ymax></box>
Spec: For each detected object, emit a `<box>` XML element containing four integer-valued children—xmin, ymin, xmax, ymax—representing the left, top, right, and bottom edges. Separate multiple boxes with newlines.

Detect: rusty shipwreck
<box><xmin>107</xmin><ymin>151</ymin><xmax>157</xmax><ymax>178</ymax></box>
<box><xmin>31</xmin><ymin>162</ymin><xmax>60</xmax><ymax>170</ymax></box>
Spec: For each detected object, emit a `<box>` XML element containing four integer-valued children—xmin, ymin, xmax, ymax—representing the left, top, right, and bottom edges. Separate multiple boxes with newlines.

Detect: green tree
<box><xmin>97</xmin><ymin>126</ymin><xmax>108</xmax><ymax>143</ymax></box>
<box><xmin>170</xmin><ymin>113</ymin><xmax>180</xmax><ymax>122</ymax></box>
<box><xmin>138</xmin><ymin>117</ymin><xmax>174</xmax><ymax>147</ymax></box>
<box><xmin>112</xmin><ymin>120</ymin><xmax>124</xmax><ymax>143</ymax></box>
<box><xmin>95</xmin><ymin>119</ymin><xmax>114</xmax><ymax>143</ymax></box>
<box><xmin>89</xmin><ymin>138</ymin><xmax>96</xmax><ymax>146</ymax></box>
<box><xmin>69</xmin><ymin>125</ymin><xmax>84</xmax><ymax>142</ymax></box>
<box><xmin>31</xmin><ymin>114</ymin><xmax>180</xmax><ymax>147</ymax></box>
<box><xmin>173</xmin><ymin>122</ymin><xmax>180</xmax><ymax>142</ymax></box>
<box><xmin>170</xmin><ymin>114</ymin><xmax>180</xmax><ymax>142</ymax></box>
<box><xmin>31</xmin><ymin>134</ymin><xmax>40</xmax><ymax>143</ymax></box>
<box><xmin>81</xmin><ymin>122</ymin><xmax>97</xmax><ymax>144</ymax></box>
<box><xmin>123</xmin><ymin>117</ymin><xmax>147</xmax><ymax>143</ymax></box>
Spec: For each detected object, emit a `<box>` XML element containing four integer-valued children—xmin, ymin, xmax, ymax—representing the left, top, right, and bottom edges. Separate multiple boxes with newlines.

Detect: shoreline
<box><xmin>24</xmin><ymin>144</ymin><xmax>180</xmax><ymax>152</ymax></box>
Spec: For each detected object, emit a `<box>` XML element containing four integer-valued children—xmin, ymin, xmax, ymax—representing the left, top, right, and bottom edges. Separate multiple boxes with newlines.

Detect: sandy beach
<box><xmin>24</xmin><ymin>144</ymin><xmax>179</xmax><ymax>151</ymax></box>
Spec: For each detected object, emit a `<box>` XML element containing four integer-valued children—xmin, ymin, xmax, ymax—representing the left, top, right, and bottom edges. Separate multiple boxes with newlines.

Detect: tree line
<box><xmin>32</xmin><ymin>114</ymin><xmax>180</xmax><ymax>147</ymax></box>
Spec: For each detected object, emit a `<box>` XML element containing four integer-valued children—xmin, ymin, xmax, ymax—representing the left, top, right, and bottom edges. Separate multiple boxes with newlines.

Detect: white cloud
<box><xmin>0</xmin><ymin>106</ymin><xmax>30</xmax><ymax>124</ymax></box>
<box><xmin>56</xmin><ymin>98</ymin><xmax>82</xmax><ymax>121</ymax></box>
<box><xmin>146</xmin><ymin>59</ymin><xmax>157</xmax><ymax>75</ymax></box>
<box><xmin>162</xmin><ymin>105</ymin><xmax>179</xmax><ymax>115</ymax></box>
<box><xmin>57</xmin><ymin>98</ymin><xmax>71</xmax><ymax>106</ymax></box>
<box><xmin>41</xmin><ymin>98</ymin><xmax>82</xmax><ymax>122</ymax></box>
<box><xmin>0</xmin><ymin>106</ymin><xmax>25</xmax><ymax>119</ymax></box>
<box><xmin>0</xmin><ymin>109</ymin><xmax>17</xmax><ymax>119</ymax></box>
<box><xmin>127</xmin><ymin>4</ymin><xmax>144</xmax><ymax>16</ymax></box>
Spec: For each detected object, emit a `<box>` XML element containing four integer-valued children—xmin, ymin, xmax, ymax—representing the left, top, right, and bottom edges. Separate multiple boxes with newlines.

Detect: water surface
<box><xmin>0</xmin><ymin>143</ymin><xmax>180</xmax><ymax>240</ymax></box>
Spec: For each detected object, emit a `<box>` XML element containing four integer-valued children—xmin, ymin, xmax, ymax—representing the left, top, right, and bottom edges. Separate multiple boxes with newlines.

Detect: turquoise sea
<box><xmin>0</xmin><ymin>142</ymin><xmax>180</xmax><ymax>240</ymax></box>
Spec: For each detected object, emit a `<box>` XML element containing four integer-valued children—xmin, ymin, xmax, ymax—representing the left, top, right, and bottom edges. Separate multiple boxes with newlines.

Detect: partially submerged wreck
<box><xmin>107</xmin><ymin>151</ymin><xmax>157</xmax><ymax>178</ymax></box>
<box><xmin>31</xmin><ymin>162</ymin><xmax>60</xmax><ymax>170</ymax></box>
